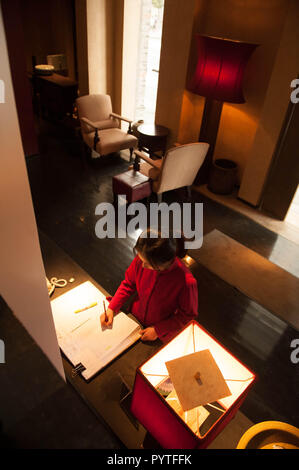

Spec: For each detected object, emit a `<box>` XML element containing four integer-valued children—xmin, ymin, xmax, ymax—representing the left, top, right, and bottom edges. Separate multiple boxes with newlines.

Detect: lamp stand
<box><xmin>195</xmin><ymin>98</ymin><xmax>223</xmax><ymax>185</ymax></box>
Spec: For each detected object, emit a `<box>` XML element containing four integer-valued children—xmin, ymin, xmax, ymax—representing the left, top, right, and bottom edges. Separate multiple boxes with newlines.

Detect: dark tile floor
<box><xmin>1</xmin><ymin>119</ymin><xmax>298</xmax><ymax>448</ymax></box>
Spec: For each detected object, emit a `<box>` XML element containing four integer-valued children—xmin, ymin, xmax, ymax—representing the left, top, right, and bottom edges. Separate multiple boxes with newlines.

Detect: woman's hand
<box><xmin>140</xmin><ymin>327</ymin><xmax>158</xmax><ymax>342</ymax></box>
<box><xmin>100</xmin><ymin>307</ymin><xmax>114</xmax><ymax>328</ymax></box>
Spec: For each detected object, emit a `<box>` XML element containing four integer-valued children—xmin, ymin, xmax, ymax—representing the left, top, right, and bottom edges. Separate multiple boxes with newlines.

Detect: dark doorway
<box><xmin>260</xmin><ymin>98</ymin><xmax>299</xmax><ymax>220</ymax></box>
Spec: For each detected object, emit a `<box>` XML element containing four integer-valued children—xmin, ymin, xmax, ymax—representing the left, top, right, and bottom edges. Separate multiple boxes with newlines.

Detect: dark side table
<box><xmin>136</xmin><ymin>123</ymin><xmax>169</xmax><ymax>158</ymax></box>
<box><xmin>31</xmin><ymin>72</ymin><xmax>78</xmax><ymax>120</ymax></box>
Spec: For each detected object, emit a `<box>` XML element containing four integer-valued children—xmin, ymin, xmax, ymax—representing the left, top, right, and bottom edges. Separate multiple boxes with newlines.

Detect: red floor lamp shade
<box><xmin>188</xmin><ymin>34</ymin><xmax>257</xmax><ymax>183</ymax></box>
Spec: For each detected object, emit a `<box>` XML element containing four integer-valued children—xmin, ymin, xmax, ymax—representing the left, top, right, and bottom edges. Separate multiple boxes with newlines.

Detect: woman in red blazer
<box><xmin>100</xmin><ymin>230</ymin><xmax>198</xmax><ymax>343</ymax></box>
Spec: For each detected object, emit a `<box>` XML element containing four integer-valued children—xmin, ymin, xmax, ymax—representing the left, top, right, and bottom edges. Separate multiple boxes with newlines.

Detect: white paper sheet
<box><xmin>51</xmin><ymin>281</ymin><xmax>141</xmax><ymax>379</ymax></box>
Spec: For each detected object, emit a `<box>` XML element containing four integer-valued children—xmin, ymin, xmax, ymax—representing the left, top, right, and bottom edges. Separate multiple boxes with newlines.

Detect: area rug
<box><xmin>191</xmin><ymin>229</ymin><xmax>299</xmax><ymax>331</ymax></box>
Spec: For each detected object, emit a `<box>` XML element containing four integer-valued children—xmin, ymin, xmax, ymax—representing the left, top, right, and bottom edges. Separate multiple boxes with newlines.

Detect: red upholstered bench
<box><xmin>112</xmin><ymin>169</ymin><xmax>152</xmax><ymax>203</ymax></box>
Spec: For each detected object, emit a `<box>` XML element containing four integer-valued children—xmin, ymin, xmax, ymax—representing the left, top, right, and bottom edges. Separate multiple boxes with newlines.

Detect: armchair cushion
<box><xmin>83</xmin><ymin>128</ymin><xmax>138</xmax><ymax>156</ymax></box>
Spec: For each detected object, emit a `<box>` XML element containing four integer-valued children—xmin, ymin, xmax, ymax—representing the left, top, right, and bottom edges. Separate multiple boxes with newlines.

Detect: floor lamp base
<box><xmin>195</xmin><ymin>98</ymin><xmax>223</xmax><ymax>185</ymax></box>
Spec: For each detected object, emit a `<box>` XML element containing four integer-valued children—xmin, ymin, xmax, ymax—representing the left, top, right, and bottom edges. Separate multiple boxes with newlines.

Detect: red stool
<box><xmin>112</xmin><ymin>169</ymin><xmax>152</xmax><ymax>204</ymax></box>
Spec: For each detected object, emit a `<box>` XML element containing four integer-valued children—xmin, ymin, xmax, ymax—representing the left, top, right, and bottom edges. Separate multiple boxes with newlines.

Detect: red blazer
<box><xmin>108</xmin><ymin>256</ymin><xmax>198</xmax><ymax>343</ymax></box>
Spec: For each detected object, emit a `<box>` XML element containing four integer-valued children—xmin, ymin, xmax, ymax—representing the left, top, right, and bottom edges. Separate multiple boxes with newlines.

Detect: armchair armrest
<box><xmin>134</xmin><ymin>150</ymin><xmax>161</xmax><ymax>169</ymax></box>
<box><xmin>80</xmin><ymin>117</ymin><xmax>99</xmax><ymax>150</ymax></box>
<box><xmin>110</xmin><ymin>112</ymin><xmax>133</xmax><ymax>124</ymax></box>
<box><xmin>80</xmin><ymin>117</ymin><xmax>98</xmax><ymax>130</ymax></box>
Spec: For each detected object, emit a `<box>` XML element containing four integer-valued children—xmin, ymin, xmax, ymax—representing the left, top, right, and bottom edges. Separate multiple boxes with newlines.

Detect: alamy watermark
<box><xmin>0</xmin><ymin>339</ymin><xmax>5</xmax><ymax>364</ymax></box>
<box><xmin>95</xmin><ymin>196</ymin><xmax>203</xmax><ymax>249</ymax></box>
<box><xmin>290</xmin><ymin>339</ymin><xmax>299</xmax><ymax>364</ymax></box>
<box><xmin>290</xmin><ymin>78</ymin><xmax>299</xmax><ymax>104</ymax></box>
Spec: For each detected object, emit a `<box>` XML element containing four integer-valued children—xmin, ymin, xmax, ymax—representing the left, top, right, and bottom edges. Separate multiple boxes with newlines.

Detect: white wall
<box><xmin>0</xmin><ymin>8</ymin><xmax>65</xmax><ymax>379</ymax></box>
<box><xmin>87</xmin><ymin>0</ymin><xmax>107</xmax><ymax>94</ymax></box>
<box><xmin>122</xmin><ymin>0</ymin><xmax>142</xmax><ymax>122</ymax></box>
<box><xmin>155</xmin><ymin>0</ymin><xmax>196</xmax><ymax>146</ymax></box>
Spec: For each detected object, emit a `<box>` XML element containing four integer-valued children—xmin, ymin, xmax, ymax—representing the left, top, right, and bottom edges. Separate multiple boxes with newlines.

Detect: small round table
<box><xmin>136</xmin><ymin>123</ymin><xmax>169</xmax><ymax>158</ymax></box>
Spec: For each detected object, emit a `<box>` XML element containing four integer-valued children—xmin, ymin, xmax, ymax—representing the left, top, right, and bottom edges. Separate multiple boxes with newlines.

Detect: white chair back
<box><xmin>156</xmin><ymin>143</ymin><xmax>209</xmax><ymax>194</ymax></box>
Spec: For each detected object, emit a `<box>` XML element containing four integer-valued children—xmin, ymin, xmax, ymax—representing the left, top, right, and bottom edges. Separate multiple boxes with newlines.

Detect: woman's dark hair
<box><xmin>134</xmin><ymin>229</ymin><xmax>187</xmax><ymax>269</ymax></box>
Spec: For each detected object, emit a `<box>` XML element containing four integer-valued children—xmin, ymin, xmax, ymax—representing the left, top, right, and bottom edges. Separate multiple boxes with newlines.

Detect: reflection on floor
<box><xmin>1</xmin><ymin>119</ymin><xmax>298</xmax><ymax>448</ymax></box>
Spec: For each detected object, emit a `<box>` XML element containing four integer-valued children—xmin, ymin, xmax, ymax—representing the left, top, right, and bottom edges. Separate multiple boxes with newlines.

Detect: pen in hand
<box><xmin>100</xmin><ymin>300</ymin><xmax>114</xmax><ymax>328</ymax></box>
<box><xmin>103</xmin><ymin>300</ymin><xmax>108</xmax><ymax>322</ymax></box>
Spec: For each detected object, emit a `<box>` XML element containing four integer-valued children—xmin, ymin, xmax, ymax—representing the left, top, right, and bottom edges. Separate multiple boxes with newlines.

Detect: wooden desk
<box><xmin>40</xmin><ymin>231</ymin><xmax>161</xmax><ymax>449</ymax></box>
<box><xmin>137</xmin><ymin>124</ymin><xmax>169</xmax><ymax>158</ymax></box>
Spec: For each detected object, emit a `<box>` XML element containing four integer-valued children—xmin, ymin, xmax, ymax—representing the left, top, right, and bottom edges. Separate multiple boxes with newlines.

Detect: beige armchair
<box><xmin>133</xmin><ymin>142</ymin><xmax>209</xmax><ymax>202</ymax></box>
<box><xmin>76</xmin><ymin>94</ymin><xmax>138</xmax><ymax>160</ymax></box>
